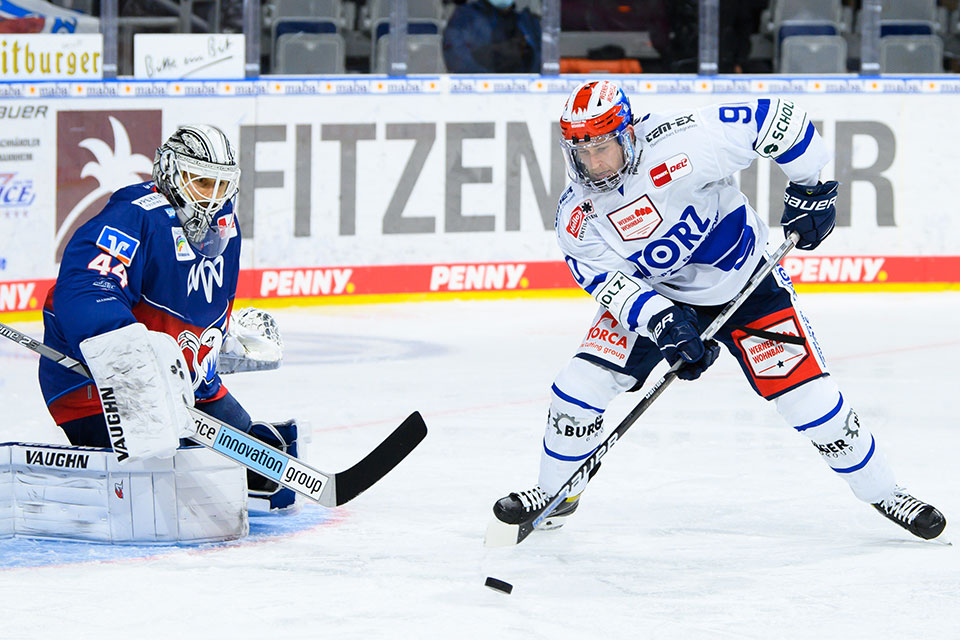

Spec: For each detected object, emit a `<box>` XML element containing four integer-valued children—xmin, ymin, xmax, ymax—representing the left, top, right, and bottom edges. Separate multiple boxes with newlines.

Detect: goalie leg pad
<box><xmin>0</xmin><ymin>443</ymin><xmax>248</xmax><ymax>543</ymax></box>
<box><xmin>776</xmin><ymin>377</ymin><xmax>895</xmax><ymax>503</ymax></box>
<box><xmin>247</xmin><ymin>420</ymin><xmax>301</xmax><ymax>513</ymax></box>
<box><xmin>538</xmin><ymin>357</ymin><xmax>636</xmax><ymax>496</ymax></box>
<box><xmin>79</xmin><ymin>323</ymin><xmax>194</xmax><ymax>462</ymax></box>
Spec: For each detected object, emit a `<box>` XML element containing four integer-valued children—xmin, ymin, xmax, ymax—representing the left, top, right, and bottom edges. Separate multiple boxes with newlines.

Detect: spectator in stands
<box><xmin>443</xmin><ymin>0</ymin><xmax>541</xmax><ymax>73</ymax></box>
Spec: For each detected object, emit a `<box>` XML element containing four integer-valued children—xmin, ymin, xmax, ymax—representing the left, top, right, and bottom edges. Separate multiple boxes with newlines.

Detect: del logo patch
<box><xmin>607</xmin><ymin>195</ymin><xmax>662</xmax><ymax>241</ymax></box>
<box><xmin>649</xmin><ymin>153</ymin><xmax>693</xmax><ymax>188</ymax></box>
<box><xmin>738</xmin><ymin>317</ymin><xmax>807</xmax><ymax>378</ymax></box>
<box><xmin>95</xmin><ymin>226</ymin><xmax>140</xmax><ymax>266</ymax></box>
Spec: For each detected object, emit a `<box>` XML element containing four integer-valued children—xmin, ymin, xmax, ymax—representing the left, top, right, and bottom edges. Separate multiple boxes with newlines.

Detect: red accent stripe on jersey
<box><xmin>48</xmin><ymin>383</ymin><xmax>101</xmax><ymax>424</ymax></box>
<box><xmin>561</xmin><ymin>105</ymin><xmax>625</xmax><ymax>140</ymax></box>
<box><xmin>197</xmin><ymin>384</ymin><xmax>229</xmax><ymax>404</ymax></box>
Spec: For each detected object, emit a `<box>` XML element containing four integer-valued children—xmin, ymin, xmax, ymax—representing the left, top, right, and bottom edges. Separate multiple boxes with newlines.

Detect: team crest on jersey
<box><xmin>187</xmin><ymin>256</ymin><xmax>224</xmax><ymax>303</ymax></box>
<box><xmin>607</xmin><ymin>195</ymin><xmax>662</xmax><ymax>241</ymax></box>
<box><xmin>566</xmin><ymin>200</ymin><xmax>594</xmax><ymax>240</ymax></box>
<box><xmin>649</xmin><ymin>153</ymin><xmax>693</xmax><ymax>188</ymax></box>
<box><xmin>95</xmin><ymin>226</ymin><xmax>140</xmax><ymax>266</ymax></box>
<box><xmin>172</xmin><ymin>227</ymin><xmax>196</xmax><ymax>261</ymax></box>
<box><xmin>178</xmin><ymin>325</ymin><xmax>224</xmax><ymax>390</ymax></box>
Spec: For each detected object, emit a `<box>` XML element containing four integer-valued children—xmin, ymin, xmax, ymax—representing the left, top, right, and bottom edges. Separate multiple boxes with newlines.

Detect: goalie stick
<box><xmin>485</xmin><ymin>232</ymin><xmax>800</xmax><ymax>547</ymax></box>
<box><xmin>0</xmin><ymin>321</ymin><xmax>427</xmax><ymax>507</ymax></box>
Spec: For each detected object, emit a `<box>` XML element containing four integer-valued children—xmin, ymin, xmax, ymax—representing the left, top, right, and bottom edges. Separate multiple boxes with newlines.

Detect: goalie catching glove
<box><xmin>79</xmin><ymin>323</ymin><xmax>194</xmax><ymax>461</ymax></box>
<box><xmin>218</xmin><ymin>307</ymin><xmax>284</xmax><ymax>374</ymax></box>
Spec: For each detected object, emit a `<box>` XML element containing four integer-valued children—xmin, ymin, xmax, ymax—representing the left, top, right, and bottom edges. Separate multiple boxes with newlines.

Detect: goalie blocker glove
<box><xmin>647</xmin><ymin>306</ymin><xmax>720</xmax><ymax>381</ymax></box>
<box><xmin>781</xmin><ymin>180</ymin><xmax>839</xmax><ymax>250</ymax></box>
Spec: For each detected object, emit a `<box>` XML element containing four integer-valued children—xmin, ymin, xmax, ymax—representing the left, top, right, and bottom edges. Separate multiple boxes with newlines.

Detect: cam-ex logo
<box><xmin>644</xmin><ymin>114</ymin><xmax>695</xmax><ymax>144</ymax></box>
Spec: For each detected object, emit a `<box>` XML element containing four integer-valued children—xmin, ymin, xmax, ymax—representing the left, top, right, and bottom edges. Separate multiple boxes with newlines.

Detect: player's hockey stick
<box><xmin>0</xmin><ymin>321</ymin><xmax>427</xmax><ymax>507</ymax></box>
<box><xmin>485</xmin><ymin>232</ymin><xmax>800</xmax><ymax>547</ymax></box>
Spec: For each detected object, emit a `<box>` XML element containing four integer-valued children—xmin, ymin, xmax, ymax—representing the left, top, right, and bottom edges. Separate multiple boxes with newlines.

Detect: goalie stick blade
<box><xmin>332</xmin><ymin>411</ymin><xmax>428</xmax><ymax>506</ymax></box>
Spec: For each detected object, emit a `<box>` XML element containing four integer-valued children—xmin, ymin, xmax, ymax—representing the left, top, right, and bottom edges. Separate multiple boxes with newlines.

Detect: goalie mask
<box><xmin>559</xmin><ymin>80</ymin><xmax>639</xmax><ymax>193</ymax></box>
<box><xmin>152</xmin><ymin>125</ymin><xmax>240</xmax><ymax>258</ymax></box>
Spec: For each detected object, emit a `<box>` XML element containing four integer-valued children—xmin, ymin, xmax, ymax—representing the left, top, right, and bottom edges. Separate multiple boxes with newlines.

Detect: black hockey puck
<box><xmin>484</xmin><ymin>576</ymin><xmax>513</xmax><ymax>594</ymax></box>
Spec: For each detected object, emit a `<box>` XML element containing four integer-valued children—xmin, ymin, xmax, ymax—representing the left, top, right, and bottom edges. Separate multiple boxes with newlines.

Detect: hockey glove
<box><xmin>647</xmin><ymin>306</ymin><xmax>721</xmax><ymax>381</ymax></box>
<box><xmin>781</xmin><ymin>180</ymin><xmax>839</xmax><ymax>250</ymax></box>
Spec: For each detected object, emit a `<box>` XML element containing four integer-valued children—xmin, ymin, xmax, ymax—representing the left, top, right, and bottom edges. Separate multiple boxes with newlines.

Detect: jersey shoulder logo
<box><xmin>649</xmin><ymin>153</ymin><xmax>693</xmax><ymax>188</ymax></box>
<box><xmin>131</xmin><ymin>192</ymin><xmax>169</xmax><ymax>211</ymax></box>
<box><xmin>606</xmin><ymin>195</ymin><xmax>662</xmax><ymax>241</ymax></box>
<box><xmin>95</xmin><ymin>226</ymin><xmax>140</xmax><ymax>266</ymax></box>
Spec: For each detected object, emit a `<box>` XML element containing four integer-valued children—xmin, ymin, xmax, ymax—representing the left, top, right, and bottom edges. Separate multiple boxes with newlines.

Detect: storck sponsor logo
<box><xmin>782</xmin><ymin>257</ymin><xmax>886</xmax><ymax>283</ymax></box>
<box><xmin>0</xmin><ymin>281</ymin><xmax>36</xmax><ymax>311</ymax></box>
<box><xmin>429</xmin><ymin>264</ymin><xmax>527</xmax><ymax>291</ymax></box>
<box><xmin>260</xmin><ymin>268</ymin><xmax>353</xmax><ymax>297</ymax></box>
<box><xmin>24</xmin><ymin>449</ymin><xmax>90</xmax><ymax>469</ymax></box>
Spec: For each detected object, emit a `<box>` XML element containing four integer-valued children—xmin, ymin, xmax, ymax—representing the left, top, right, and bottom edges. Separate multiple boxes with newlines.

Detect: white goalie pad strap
<box><xmin>0</xmin><ymin>443</ymin><xmax>248</xmax><ymax>543</ymax></box>
<box><xmin>218</xmin><ymin>308</ymin><xmax>283</xmax><ymax>375</ymax></box>
<box><xmin>80</xmin><ymin>323</ymin><xmax>194</xmax><ymax>461</ymax></box>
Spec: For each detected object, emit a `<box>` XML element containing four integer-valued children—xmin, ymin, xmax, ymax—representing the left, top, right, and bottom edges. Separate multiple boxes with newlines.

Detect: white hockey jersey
<box><xmin>556</xmin><ymin>98</ymin><xmax>831</xmax><ymax>339</ymax></box>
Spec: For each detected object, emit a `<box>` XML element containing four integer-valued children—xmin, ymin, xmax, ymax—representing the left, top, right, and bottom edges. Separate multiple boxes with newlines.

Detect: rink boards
<box><xmin>1</xmin><ymin>74</ymin><xmax>958</xmax><ymax>318</ymax></box>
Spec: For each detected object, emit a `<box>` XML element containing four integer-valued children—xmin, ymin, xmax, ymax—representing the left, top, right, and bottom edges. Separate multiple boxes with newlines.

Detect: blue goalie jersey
<box><xmin>39</xmin><ymin>181</ymin><xmax>242</xmax><ymax>425</ymax></box>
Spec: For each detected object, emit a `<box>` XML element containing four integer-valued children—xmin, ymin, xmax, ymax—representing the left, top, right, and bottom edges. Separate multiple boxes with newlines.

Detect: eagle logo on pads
<box><xmin>607</xmin><ymin>195</ymin><xmax>662</xmax><ymax>241</ymax></box>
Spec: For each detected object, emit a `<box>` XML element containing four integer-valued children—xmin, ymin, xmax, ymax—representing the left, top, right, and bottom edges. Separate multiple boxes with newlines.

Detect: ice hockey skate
<box><xmin>872</xmin><ymin>487</ymin><xmax>946</xmax><ymax>540</ymax></box>
<box><xmin>493</xmin><ymin>486</ymin><xmax>581</xmax><ymax>530</ymax></box>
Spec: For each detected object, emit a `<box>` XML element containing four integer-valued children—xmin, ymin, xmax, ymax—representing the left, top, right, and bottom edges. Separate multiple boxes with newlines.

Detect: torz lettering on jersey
<box><xmin>630</xmin><ymin>205</ymin><xmax>711</xmax><ymax>276</ymax></box>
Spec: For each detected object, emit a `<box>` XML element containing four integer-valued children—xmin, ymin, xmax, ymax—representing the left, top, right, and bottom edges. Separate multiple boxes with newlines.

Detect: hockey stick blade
<box><xmin>0</xmin><ymin>321</ymin><xmax>428</xmax><ymax>507</ymax></box>
<box><xmin>485</xmin><ymin>233</ymin><xmax>799</xmax><ymax>547</ymax></box>
<box><xmin>331</xmin><ymin>411</ymin><xmax>428</xmax><ymax>506</ymax></box>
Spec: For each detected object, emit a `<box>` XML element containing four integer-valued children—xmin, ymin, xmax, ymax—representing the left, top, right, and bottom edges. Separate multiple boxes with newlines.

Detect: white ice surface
<box><xmin>0</xmin><ymin>292</ymin><xmax>958</xmax><ymax>639</ymax></box>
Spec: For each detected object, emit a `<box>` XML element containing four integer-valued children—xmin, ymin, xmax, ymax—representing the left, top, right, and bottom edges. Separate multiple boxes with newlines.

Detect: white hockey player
<box><xmin>492</xmin><ymin>80</ymin><xmax>946</xmax><ymax>541</ymax></box>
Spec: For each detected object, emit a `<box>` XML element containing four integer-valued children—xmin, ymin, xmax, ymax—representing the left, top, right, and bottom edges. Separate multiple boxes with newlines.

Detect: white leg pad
<box><xmin>0</xmin><ymin>443</ymin><xmax>248</xmax><ymax>543</ymax></box>
<box><xmin>776</xmin><ymin>377</ymin><xmax>895</xmax><ymax>503</ymax></box>
<box><xmin>538</xmin><ymin>357</ymin><xmax>636</xmax><ymax>496</ymax></box>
